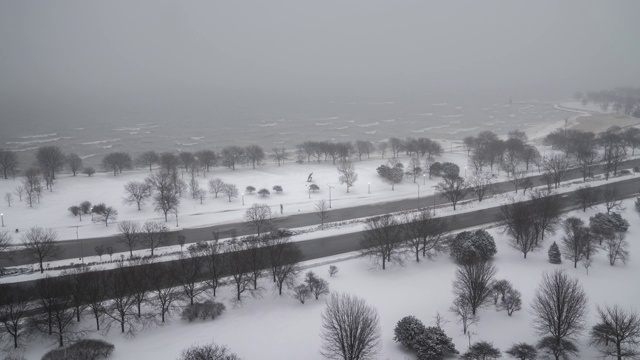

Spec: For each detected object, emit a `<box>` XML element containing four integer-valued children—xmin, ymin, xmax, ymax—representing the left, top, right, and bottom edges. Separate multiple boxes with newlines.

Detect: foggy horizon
<box><xmin>2</xmin><ymin>0</ymin><xmax>640</xmax><ymax>127</ymax></box>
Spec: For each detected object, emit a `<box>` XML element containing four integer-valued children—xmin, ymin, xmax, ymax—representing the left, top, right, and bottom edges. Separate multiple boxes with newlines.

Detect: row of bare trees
<box><xmin>359</xmin><ymin>210</ymin><xmax>449</xmax><ymax>270</ymax></box>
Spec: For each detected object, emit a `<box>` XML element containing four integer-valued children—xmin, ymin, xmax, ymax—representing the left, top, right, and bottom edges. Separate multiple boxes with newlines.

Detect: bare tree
<box><xmin>208</xmin><ymin>178</ymin><xmax>225</xmax><ymax>198</ymax></box>
<box><xmin>449</xmin><ymin>296</ymin><xmax>477</xmax><ymax>335</ymax></box>
<box><xmin>606</xmin><ymin>233</ymin><xmax>630</xmax><ymax>266</ymax></box>
<box><xmin>245</xmin><ymin>145</ymin><xmax>265</xmax><ymax>169</ymax></box>
<box><xmin>337</xmin><ymin>160</ymin><xmax>358</xmax><ymax>193</ymax></box>
<box><xmin>305</xmin><ymin>271</ymin><xmax>330</xmax><ymax>300</ymax></box>
<box><xmin>136</xmin><ymin>151</ymin><xmax>159</xmax><ymax>172</ymax></box>
<box><xmin>30</xmin><ymin>276</ymin><xmax>78</xmax><ymax>347</ymax></box>
<box><xmin>104</xmin><ymin>263</ymin><xmax>139</xmax><ymax>334</ymax></box>
<box><xmin>203</xmin><ymin>239</ymin><xmax>226</xmax><ymax>297</ymax></box>
<box><xmin>359</xmin><ymin>215</ymin><xmax>403</xmax><ymax>270</ymax></box>
<box><xmin>106</xmin><ymin>246</ymin><xmax>115</xmax><ymax>261</ymax></box>
<box><xmin>141</xmin><ymin>221</ymin><xmax>168</xmax><ymax>257</ymax></box>
<box><xmin>150</xmin><ymin>265</ymin><xmax>182</xmax><ymax>323</ymax></box>
<box><xmin>178</xmin><ymin>342</ymin><xmax>241</xmax><ymax>360</ymax></box>
<box><xmin>62</xmin><ymin>266</ymin><xmax>92</xmax><ymax>322</ymax></box>
<box><xmin>543</xmin><ymin>155</ymin><xmax>571</xmax><ymax>189</ymax></box>
<box><xmin>529</xmin><ymin>189</ymin><xmax>562</xmax><ymax>243</ymax></box>
<box><xmin>172</xmin><ymin>250</ymin><xmax>205</xmax><ymax>306</ymax></box>
<box><xmin>261</xmin><ymin>230</ymin><xmax>303</xmax><ymax>295</ymax></box>
<box><xmin>499</xmin><ymin>201</ymin><xmax>539</xmax><ymax>259</ymax></box>
<box><xmin>20</xmin><ymin>227</ymin><xmax>62</xmax><ymax>273</ymax></box>
<box><xmin>452</xmin><ymin>260</ymin><xmax>496</xmax><ymax>316</ymax></box>
<box><xmin>509</xmin><ymin>169</ymin><xmax>530</xmax><ymax>193</ymax></box>
<box><xmin>320</xmin><ymin>292</ymin><xmax>381</xmax><ymax>360</ymax></box>
<box><xmin>117</xmin><ymin>220</ymin><xmax>141</xmax><ymax>257</ymax></box>
<box><xmin>221</xmin><ymin>146</ymin><xmax>245</xmax><ymax>170</ymax></box>
<box><xmin>355</xmin><ymin>140</ymin><xmax>375</xmax><ymax>160</ymax></box>
<box><xmin>271</xmin><ymin>147</ymin><xmax>288</xmax><ymax>166</ymax></box>
<box><xmin>574</xmin><ymin>185</ymin><xmax>600</xmax><ymax>212</ymax></box>
<box><xmin>225</xmin><ymin>239</ymin><xmax>254</xmax><ymax>302</ymax></box>
<box><xmin>36</xmin><ymin>146</ymin><xmax>65</xmax><ymax>181</ymax></box>
<box><xmin>0</xmin><ymin>230</ymin><xmax>12</xmax><ymax>264</ymax></box>
<box><xmin>293</xmin><ymin>284</ymin><xmax>311</xmax><ymax>304</ymax></box>
<box><xmin>0</xmin><ymin>285</ymin><xmax>29</xmax><ymax>349</ymax></box>
<box><xmin>66</xmin><ymin>153</ymin><xmax>83</xmax><ymax>176</ymax></box>
<box><xmin>123</xmin><ymin>181</ymin><xmax>152</xmax><ymax>210</ymax></box>
<box><xmin>402</xmin><ymin>210</ymin><xmax>448</xmax><ymax>262</ymax></box>
<box><xmin>0</xmin><ymin>149</ymin><xmax>18</xmax><ymax>179</ymax></box>
<box><xmin>603</xmin><ymin>187</ymin><xmax>623</xmax><ymax>214</ymax></box>
<box><xmin>531</xmin><ymin>270</ymin><xmax>588</xmax><ymax>360</ymax></box>
<box><xmin>561</xmin><ymin>217</ymin><xmax>591</xmax><ymax>268</ymax></box>
<box><xmin>93</xmin><ymin>205</ymin><xmax>118</xmax><ymax>227</ymax></box>
<box><xmin>4</xmin><ymin>192</ymin><xmax>12</xmax><ymax>207</ymax></box>
<box><xmin>84</xmin><ymin>270</ymin><xmax>107</xmax><ymax>330</ymax></box>
<box><xmin>315</xmin><ymin>199</ymin><xmax>330</xmax><ymax>228</ymax></box>
<box><xmin>126</xmin><ymin>258</ymin><xmax>153</xmax><ymax>317</ymax></box>
<box><xmin>222</xmin><ymin>183</ymin><xmax>239</xmax><ymax>202</ymax></box>
<box><xmin>147</xmin><ymin>171</ymin><xmax>180</xmax><ymax>221</ymax></box>
<box><xmin>498</xmin><ymin>288</ymin><xmax>522</xmax><ymax>316</ymax></box>
<box><xmin>590</xmin><ymin>304</ymin><xmax>640</xmax><ymax>360</ymax></box>
<box><xmin>244</xmin><ymin>203</ymin><xmax>272</xmax><ymax>236</ymax></box>
<box><xmin>22</xmin><ymin>168</ymin><xmax>43</xmax><ymax>207</ymax></box>
<box><xmin>14</xmin><ymin>185</ymin><xmax>24</xmax><ymax>202</ymax></box>
<box><xmin>468</xmin><ymin>172</ymin><xmax>494</xmax><ymax>202</ymax></box>
<box><xmin>102</xmin><ymin>152</ymin><xmax>133</xmax><ymax>176</ymax></box>
<box><xmin>436</xmin><ymin>176</ymin><xmax>468</xmax><ymax>210</ymax></box>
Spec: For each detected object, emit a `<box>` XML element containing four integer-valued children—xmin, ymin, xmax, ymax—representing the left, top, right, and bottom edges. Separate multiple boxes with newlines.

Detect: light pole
<box><xmin>241</xmin><ymin>193</ymin><xmax>244</xmax><ymax>205</ymax></box>
<box><xmin>414</xmin><ymin>183</ymin><xmax>420</xmax><ymax>210</ymax></box>
<box><xmin>76</xmin><ymin>226</ymin><xmax>84</xmax><ymax>264</ymax></box>
<box><xmin>1</xmin><ymin>213</ymin><xmax>3</xmax><ymax>227</ymax></box>
<box><xmin>328</xmin><ymin>185</ymin><xmax>335</xmax><ymax>208</ymax></box>
<box><xmin>464</xmin><ymin>166</ymin><xmax>467</xmax><ymax>177</ymax></box>
<box><xmin>423</xmin><ymin>173</ymin><xmax>426</xmax><ymax>185</ymax></box>
<box><xmin>306</xmin><ymin>185</ymin><xmax>311</xmax><ymax>199</ymax></box>
<box><xmin>368</xmin><ymin>182</ymin><xmax>370</xmax><ymax>194</ymax></box>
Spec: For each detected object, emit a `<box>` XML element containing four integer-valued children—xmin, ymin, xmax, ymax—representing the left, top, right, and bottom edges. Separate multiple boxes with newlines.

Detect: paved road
<box><xmin>3</xmin><ymin>157</ymin><xmax>640</xmax><ymax>267</ymax></box>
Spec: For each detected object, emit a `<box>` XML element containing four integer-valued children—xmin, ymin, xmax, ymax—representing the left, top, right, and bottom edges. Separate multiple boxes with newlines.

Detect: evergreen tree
<box><xmin>548</xmin><ymin>241</ymin><xmax>561</xmax><ymax>264</ymax></box>
<box><xmin>393</xmin><ymin>316</ymin><xmax>426</xmax><ymax>350</ymax></box>
<box><xmin>414</xmin><ymin>326</ymin><xmax>458</xmax><ymax>360</ymax></box>
<box><xmin>462</xmin><ymin>341</ymin><xmax>501</xmax><ymax>360</ymax></box>
<box><xmin>505</xmin><ymin>343</ymin><xmax>538</xmax><ymax>360</ymax></box>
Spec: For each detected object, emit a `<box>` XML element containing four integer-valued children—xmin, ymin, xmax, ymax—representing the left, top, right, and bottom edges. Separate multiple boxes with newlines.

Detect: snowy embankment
<box><xmin>12</xmin><ymin>197</ymin><xmax>640</xmax><ymax>360</ymax></box>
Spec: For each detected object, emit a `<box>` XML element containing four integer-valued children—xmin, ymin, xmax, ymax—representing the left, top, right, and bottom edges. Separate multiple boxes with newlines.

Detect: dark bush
<box><xmin>42</xmin><ymin>339</ymin><xmax>114</xmax><ymax>360</ymax></box>
<box><xmin>181</xmin><ymin>300</ymin><xmax>226</xmax><ymax>322</ymax></box>
<box><xmin>393</xmin><ymin>316</ymin><xmax>426</xmax><ymax>349</ymax></box>
<box><xmin>179</xmin><ymin>342</ymin><xmax>241</xmax><ymax>360</ymax></box>
<box><xmin>449</xmin><ymin>229</ymin><xmax>497</xmax><ymax>263</ymax></box>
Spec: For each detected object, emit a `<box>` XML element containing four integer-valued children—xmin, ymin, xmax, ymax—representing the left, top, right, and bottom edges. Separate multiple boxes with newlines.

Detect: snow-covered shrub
<box><xmin>181</xmin><ymin>300</ymin><xmax>226</xmax><ymax>322</ymax></box>
<box><xmin>462</xmin><ymin>341</ymin><xmax>501</xmax><ymax>360</ymax></box>
<box><xmin>548</xmin><ymin>241</ymin><xmax>562</xmax><ymax>264</ymax></box>
<box><xmin>179</xmin><ymin>342</ymin><xmax>241</xmax><ymax>360</ymax></box>
<box><xmin>449</xmin><ymin>229</ymin><xmax>497</xmax><ymax>263</ymax></box>
<box><xmin>41</xmin><ymin>339</ymin><xmax>115</xmax><ymax>360</ymax></box>
<box><xmin>393</xmin><ymin>316</ymin><xmax>426</xmax><ymax>349</ymax></box>
<box><xmin>505</xmin><ymin>342</ymin><xmax>538</xmax><ymax>360</ymax></box>
<box><xmin>590</xmin><ymin>212</ymin><xmax>630</xmax><ymax>243</ymax></box>
<box><xmin>414</xmin><ymin>326</ymin><xmax>458</xmax><ymax>360</ymax></box>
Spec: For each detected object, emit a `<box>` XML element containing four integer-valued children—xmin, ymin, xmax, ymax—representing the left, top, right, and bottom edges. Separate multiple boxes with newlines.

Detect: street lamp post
<box><xmin>76</xmin><ymin>226</ymin><xmax>84</xmax><ymax>264</ymax></box>
<box><xmin>1</xmin><ymin>213</ymin><xmax>3</xmax><ymax>227</ymax></box>
<box><xmin>306</xmin><ymin>185</ymin><xmax>311</xmax><ymax>199</ymax></box>
<box><xmin>414</xmin><ymin>183</ymin><xmax>420</xmax><ymax>210</ymax></box>
<box><xmin>465</xmin><ymin>166</ymin><xmax>468</xmax><ymax>177</ymax></box>
<box><xmin>368</xmin><ymin>182</ymin><xmax>370</xmax><ymax>194</ymax></box>
<box><xmin>241</xmin><ymin>193</ymin><xmax>244</xmax><ymax>205</ymax></box>
<box><xmin>328</xmin><ymin>185</ymin><xmax>335</xmax><ymax>208</ymax></box>
<box><xmin>423</xmin><ymin>173</ymin><xmax>426</xmax><ymax>185</ymax></box>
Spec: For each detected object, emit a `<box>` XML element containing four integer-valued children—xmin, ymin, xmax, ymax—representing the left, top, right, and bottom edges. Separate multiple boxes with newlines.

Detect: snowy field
<box><xmin>9</xmin><ymin>198</ymin><xmax>640</xmax><ymax>360</ymax></box>
<box><xmin>0</xmin><ymin>147</ymin><xmax>508</xmax><ymax>243</ymax></box>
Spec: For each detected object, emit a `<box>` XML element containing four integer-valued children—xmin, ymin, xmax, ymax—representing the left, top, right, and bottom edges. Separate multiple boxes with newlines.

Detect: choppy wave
<box><xmin>7</xmin><ymin>137</ymin><xmax>72</xmax><ymax>145</ymax></box>
<box><xmin>12</xmin><ymin>146</ymin><xmax>39</xmax><ymax>152</ymax></box>
<box><xmin>315</xmin><ymin>122</ymin><xmax>333</xmax><ymax>126</ymax></box>
<box><xmin>334</xmin><ymin>126</ymin><xmax>349</xmax><ymax>130</ymax></box>
<box><xmin>114</xmin><ymin>127</ymin><xmax>141</xmax><ymax>131</ymax></box>
<box><xmin>411</xmin><ymin>125</ymin><xmax>450</xmax><ymax>133</ymax></box>
<box><xmin>364</xmin><ymin>130</ymin><xmax>376</xmax><ymax>135</ymax></box>
<box><xmin>176</xmin><ymin>142</ymin><xmax>197</xmax><ymax>146</ymax></box>
<box><xmin>191</xmin><ymin>137</ymin><xmax>205</xmax><ymax>140</ymax></box>
<box><xmin>448</xmin><ymin>127</ymin><xmax>478</xmax><ymax>135</ymax></box>
<box><xmin>441</xmin><ymin>114</ymin><xmax>464</xmax><ymax>118</ymax></box>
<box><xmin>431</xmin><ymin>103</ymin><xmax>447</xmax><ymax>106</ymax></box>
<box><xmin>259</xmin><ymin>123</ymin><xmax>278</xmax><ymax>127</ymax></box>
<box><xmin>81</xmin><ymin>138</ymin><xmax>121</xmax><ymax>145</ymax></box>
<box><xmin>357</xmin><ymin>121</ymin><xmax>379</xmax><ymax>128</ymax></box>
<box><xmin>20</xmin><ymin>133</ymin><xmax>57</xmax><ymax>139</ymax></box>
<box><xmin>382</xmin><ymin>119</ymin><xmax>396</xmax><ymax>123</ymax></box>
<box><xmin>81</xmin><ymin>154</ymin><xmax>96</xmax><ymax>160</ymax></box>
<box><xmin>416</xmin><ymin>113</ymin><xmax>434</xmax><ymax>116</ymax></box>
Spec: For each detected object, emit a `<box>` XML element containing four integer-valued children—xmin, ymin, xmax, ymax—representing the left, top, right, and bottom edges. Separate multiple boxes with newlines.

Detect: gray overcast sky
<box><xmin>1</xmin><ymin>0</ymin><xmax>639</xmax><ymax>119</ymax></box>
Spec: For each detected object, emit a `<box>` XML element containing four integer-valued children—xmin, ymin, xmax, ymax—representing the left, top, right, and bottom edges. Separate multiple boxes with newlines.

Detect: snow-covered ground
<box><xmin>9</xmin><ymin>197</ymin><xmax>640</xmax><ymax>360</ymax></box>
<box><xmin>0</xmin><ymin>148</ymin><xmax>507</xmax><ymax>244</ymax></box>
